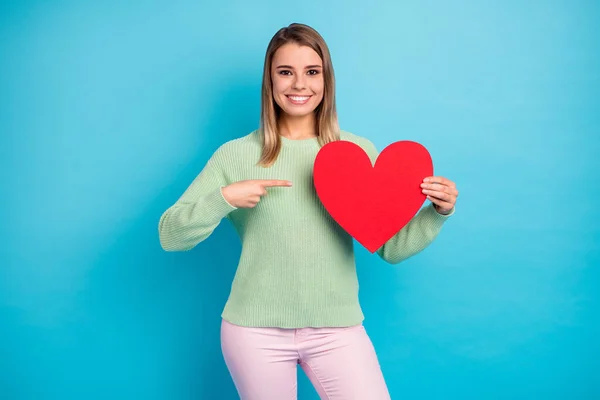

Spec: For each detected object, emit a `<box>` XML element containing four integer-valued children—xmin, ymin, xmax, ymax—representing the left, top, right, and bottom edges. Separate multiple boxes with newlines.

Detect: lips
<box><xmin>286</xmin><ymin>95</ymin><xmax>312</xmax><ymax>105</ymax></box>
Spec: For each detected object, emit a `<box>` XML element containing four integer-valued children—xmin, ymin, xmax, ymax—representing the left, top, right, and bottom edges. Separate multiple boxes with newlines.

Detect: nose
<box><xmin>292</xmin><ymin>74</ymin><xmax>306</xmax><ymax>90</ymax></box>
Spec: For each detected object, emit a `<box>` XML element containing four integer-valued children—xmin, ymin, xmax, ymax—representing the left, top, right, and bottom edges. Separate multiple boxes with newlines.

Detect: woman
<box><xmin>159</xmin><ymin>23</ymin><xmax>458</xmax><ymax>400</ymax></box>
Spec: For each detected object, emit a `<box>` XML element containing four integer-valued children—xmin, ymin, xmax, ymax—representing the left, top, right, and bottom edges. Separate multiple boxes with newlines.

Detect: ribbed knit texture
<box><xmin>158</xmin><ymin>129</ymin><xmax>454</xmax><ymax>328</ymax></box>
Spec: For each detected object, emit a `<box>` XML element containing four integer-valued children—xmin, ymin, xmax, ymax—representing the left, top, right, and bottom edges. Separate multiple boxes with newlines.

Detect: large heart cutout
<box><xmin>313</xmin><ymin>140</ymin><xmax>433</xmax><ymax>253</ymax></box>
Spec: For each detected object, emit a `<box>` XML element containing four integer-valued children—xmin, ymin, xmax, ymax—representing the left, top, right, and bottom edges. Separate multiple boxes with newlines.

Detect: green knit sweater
<box><xmin>158</xmin><ymin>129</ymin><xmax>454</xmax><ymax>328</ymax></box>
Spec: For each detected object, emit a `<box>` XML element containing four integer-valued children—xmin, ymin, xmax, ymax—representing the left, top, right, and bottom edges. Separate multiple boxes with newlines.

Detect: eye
<box><xmin>278</xmin><ymin>69</ymin><xmax>320</xmax><ymax>76</ymax></box>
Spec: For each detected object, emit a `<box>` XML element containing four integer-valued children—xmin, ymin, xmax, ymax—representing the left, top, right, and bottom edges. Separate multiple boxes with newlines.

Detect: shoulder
<box><xmin>212</xmin><ymin>129</ymin><xmax>261</xmax><ymax>160</ymax></box>
<box><xmin>216</xmin><ymin>129</ymin><xmax>259</xmax><ymax>152</ymax></box>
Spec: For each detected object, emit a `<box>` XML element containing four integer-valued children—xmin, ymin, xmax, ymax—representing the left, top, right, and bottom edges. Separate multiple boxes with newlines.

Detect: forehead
<box><xmin>272</xmin><ymin>43</ymin><xmax>322</xmax><ymax>66</ymax></box>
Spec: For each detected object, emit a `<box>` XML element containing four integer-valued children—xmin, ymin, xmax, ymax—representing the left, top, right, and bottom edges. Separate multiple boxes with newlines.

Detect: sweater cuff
<box><xmin>203</xmin><ymin>186</ymin><xmax>238</xmax><ymax>221</ymax></box>
<box><xmin>433</xmin><ymin>204</ymin><xmax>455</xmax><ymax>217</ymax></box>
<box><xmin>219</xmin><ymin>186</ymin><xmax>238</xmax><ymax>209</ymax></box>
<box><xmin>424</xmin><ymin>202</ymin><xmax>454</xmax><ymax>224</ymax></box>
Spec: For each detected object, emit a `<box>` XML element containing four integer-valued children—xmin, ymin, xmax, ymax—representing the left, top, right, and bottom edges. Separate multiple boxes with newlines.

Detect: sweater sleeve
<box><xmin>158</xmin><ymin>147</ymin><xmax>238</xmax><ymax>252</ymax></box>
<box><xmin>360</xmin><ymin>138</ymin><xmax>455</xmax><ymax>264</ymax></box>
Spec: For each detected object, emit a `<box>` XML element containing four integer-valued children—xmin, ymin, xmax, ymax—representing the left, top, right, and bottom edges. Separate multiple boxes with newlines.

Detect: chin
<box><xmin>283</xmin><ymin>108</ymin><xmax>316</xmax><ymax>117</ymax></box>
<box><xmin>276</xmin><ymin>95</ymin><xmax>321</xmax><ymax>118</ymax></box>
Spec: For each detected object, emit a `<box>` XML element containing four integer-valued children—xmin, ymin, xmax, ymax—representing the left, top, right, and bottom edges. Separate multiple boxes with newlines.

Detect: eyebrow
<box><xmin>275</xmin><ymin>65</ymin><xmax>323</xmax><ymax>69</ymax></box>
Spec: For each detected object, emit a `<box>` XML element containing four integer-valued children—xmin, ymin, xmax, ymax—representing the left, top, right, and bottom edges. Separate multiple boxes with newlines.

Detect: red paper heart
<box><xmin>313</xmin><ymin>140</ymin><xmax>433</xmax><ymax>253</ymax></box>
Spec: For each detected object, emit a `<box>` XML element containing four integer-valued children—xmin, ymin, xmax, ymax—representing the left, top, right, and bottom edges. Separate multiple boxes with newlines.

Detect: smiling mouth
<box><xmin>286</xmin><ymin>95</ymin><xmax>312</xmax><ymax>105</ymax></box>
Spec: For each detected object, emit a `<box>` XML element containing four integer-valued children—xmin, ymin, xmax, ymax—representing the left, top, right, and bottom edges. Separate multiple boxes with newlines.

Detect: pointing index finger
<box><xmin>257</xmin><ymin>179</ymin><xmax>293</xmax><ymax>187</ymax></box>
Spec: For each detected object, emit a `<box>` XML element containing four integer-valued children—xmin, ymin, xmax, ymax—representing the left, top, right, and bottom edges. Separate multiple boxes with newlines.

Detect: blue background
<box><xmin>1</xmin><ymin>1</ymin><xmax>598</xmax><ymax>399</ymax></box>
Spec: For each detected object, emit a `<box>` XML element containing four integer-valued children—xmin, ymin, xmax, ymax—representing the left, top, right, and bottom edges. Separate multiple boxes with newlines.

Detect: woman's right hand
<box><xmin>221</xmin><ymin>179</ymin><xmax>293</xmax><ymax>208</ymax></box>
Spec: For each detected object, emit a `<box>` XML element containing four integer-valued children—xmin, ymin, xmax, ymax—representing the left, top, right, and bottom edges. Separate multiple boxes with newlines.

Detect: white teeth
<box><xmin>288</xmin><ymin>96</ymin><xmax>310</xmax><ymax>101</ymax></box>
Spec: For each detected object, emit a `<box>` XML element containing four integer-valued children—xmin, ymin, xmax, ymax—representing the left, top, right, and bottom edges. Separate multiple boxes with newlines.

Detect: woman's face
<box><xmin>271</xmin><ymin>43</ymin><xmax>324</xmax><ymax>118</ymax></box>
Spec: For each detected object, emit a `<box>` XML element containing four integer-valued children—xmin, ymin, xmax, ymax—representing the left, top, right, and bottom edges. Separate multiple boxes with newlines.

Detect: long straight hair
<box><xmin>257</xmin><ymin>23</ymin><xmax>340</xmax><ymax>167</ymax></box>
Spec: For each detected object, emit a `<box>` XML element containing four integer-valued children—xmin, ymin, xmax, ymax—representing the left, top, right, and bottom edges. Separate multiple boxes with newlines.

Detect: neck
<box><xmin>278</xmin><ymin>113</ymin><xmax>317</xmax><ymax>139</ymax></box>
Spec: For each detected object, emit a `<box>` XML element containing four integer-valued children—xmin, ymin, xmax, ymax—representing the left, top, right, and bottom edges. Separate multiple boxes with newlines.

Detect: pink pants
<box><xmin>220</xmin><ymin>318</ymin><xmax>391</xmax><ymax>400</ymax></box>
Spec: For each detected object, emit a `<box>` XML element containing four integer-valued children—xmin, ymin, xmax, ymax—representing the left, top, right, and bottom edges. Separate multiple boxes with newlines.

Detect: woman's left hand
<box><xmin>420</xmin><ymin>176</ymin><xmax>459</xmax><ymax>215</ymax></box>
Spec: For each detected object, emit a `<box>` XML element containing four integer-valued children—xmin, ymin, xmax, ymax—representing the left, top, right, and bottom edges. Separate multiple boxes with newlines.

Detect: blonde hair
<box><xmin>257</xmin><ymin>23</ymin><xmax>340</xmax><ymax>167</ymax></box>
